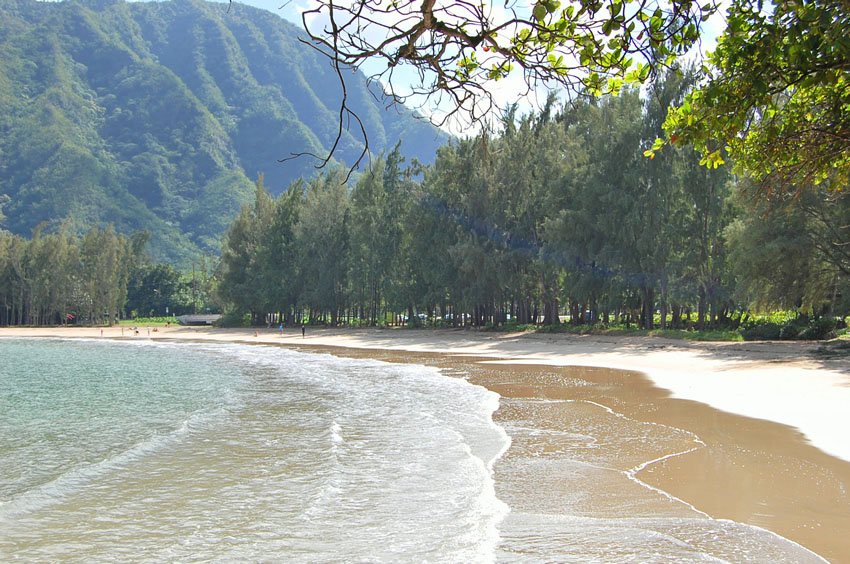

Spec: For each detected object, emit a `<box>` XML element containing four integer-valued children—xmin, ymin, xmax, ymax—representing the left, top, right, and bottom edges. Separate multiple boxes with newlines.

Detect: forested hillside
<box><xmin>0</xmin><ymin>0</ymin><xmax>447</xmax><ymax>261</ymax></box>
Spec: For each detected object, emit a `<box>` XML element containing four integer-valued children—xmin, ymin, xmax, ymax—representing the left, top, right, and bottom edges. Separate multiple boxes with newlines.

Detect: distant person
<box><xmin>301</xmin><ymin>326</ymin><xmax>305</xmax><ymax>338</ymax></box>
<box><xmin>279</xmin><ymin>323</ymin><xmax>284</xmax><ymax>335</ymax></box>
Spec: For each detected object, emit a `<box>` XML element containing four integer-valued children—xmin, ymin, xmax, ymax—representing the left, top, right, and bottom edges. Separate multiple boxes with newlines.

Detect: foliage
<box><xmin>726</xmin><ymin>180</ymin><xmax>849</xmax><ymax>314</ymax></box>
<box><xmin>797</xmin><ymin>318</ymin><xmax>840</xmax><ymax>341</ymax></box>
<box><xmin>659</xmin><ymin>0</ymin><xmax>850</xmax><ymax>191</ymax></box>
<box><xmin>302</xmin><ymin>0</ymin><xmax>718</xmax><ymax>125</ymax></box>
<box><xmin>126</xmin><ymin>263</ymin><xmax>185</xmax><ymax>318</ymax></box>
<box><xmin>739</xmin><ymin>320</ymin><xmax>782</xmax><ymax>341</ymax></box>
<box><xmin>0</xmin><ymin>226</ymin><xmax>143</xmax><ymax>326</ymax></box>
<box><xmin>214</xmin><ymin>76</ymin><xmax>770</xmax><ymax>332</ymax></box>
<box><xmin>740</xmin><ymin>316</ymin><xmax>842</xmax><ymax>341</ymax></box>
<box><xmin>215</xmin><ymin>310</ymin><xmax>253</xmax><ymax>328</ymax></box>
<box><xmin>650</xmin><ymin>328</ymin><xmax>743</xmax><ymax>341</ymax></box>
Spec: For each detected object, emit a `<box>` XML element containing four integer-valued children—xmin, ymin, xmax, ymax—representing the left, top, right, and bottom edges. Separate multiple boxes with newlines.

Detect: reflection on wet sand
<box><xmin>478</xmin><ymin>362</ymin><xmax>850</xmax><ymax>563</ymax></box>
<box><xmin>307</xmin><ymin>346</ymin><xmax>850</xmax><ymax>563</ymax></box>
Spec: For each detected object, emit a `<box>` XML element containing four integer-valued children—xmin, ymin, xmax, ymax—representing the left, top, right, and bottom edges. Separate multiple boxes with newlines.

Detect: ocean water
<box><xmin>0</xmin><ymin>339</ymin><xmax>508</xmax><ymax>562</ymax></box>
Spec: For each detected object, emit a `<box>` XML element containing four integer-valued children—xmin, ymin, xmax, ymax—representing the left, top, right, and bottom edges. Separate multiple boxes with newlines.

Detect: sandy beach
<box><xmin>4</xmin><ymin>325</ymin><xmax>850</xmax><ymax>561</ymax></box>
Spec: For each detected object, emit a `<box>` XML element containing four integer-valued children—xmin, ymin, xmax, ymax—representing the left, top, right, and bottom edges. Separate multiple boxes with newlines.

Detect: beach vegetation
<box><xmin>4</xmin><ymin>1</ymin><xmax>848</xmax><ymax>341</ymax></box>
<box><xmin>658</xmin><ymin>0</ymin><xmax>850</xmax><ymax>193</ymax></box>
<box><xmin>0</xmin><ymin>226</ymin><xmax>143</xmax><ymax>326</ymax></box>
<box><xmin>491</xmin><ymin>322</ymin><xmax>744</xmax><ymax>341</ymax></box>
<box><xmin>209</xmin><ymin>65</ymin><xmax>847</xmax><ymax>340</ymax></box>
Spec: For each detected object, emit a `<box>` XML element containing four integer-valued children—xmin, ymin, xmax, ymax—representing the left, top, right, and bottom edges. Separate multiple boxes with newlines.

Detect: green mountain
<box><xmin>0</xmin><ymin>0</ymin><xmax>448</xmax><ymax>262</ymax></box>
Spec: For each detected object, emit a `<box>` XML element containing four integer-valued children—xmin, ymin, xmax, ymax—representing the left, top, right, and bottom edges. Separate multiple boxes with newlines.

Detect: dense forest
<box><xmin>214</xmin><ymin>74</ymin><xmax>849</xmax><ymax>339</ymax></box>
<box><xmin>0</xmin><ymin>0</ymin><xmax>447</xmax><ymax>262</ymax></box>
<box><xmin>2</xmin><ymin>72</ymin><xmax>846</xmax><ymax>337</ymax></box>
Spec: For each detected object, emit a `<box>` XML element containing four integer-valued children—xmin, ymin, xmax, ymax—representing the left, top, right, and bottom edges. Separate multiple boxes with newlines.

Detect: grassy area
<box><xmin>648</xmin><ymin>328</ymin><xmax>744</xmax><ymax>341</ymax></box>
<box><xmin>118</xmin><ymin>316</ymin><xmax>177</xmax><ymax>327</ymax></box>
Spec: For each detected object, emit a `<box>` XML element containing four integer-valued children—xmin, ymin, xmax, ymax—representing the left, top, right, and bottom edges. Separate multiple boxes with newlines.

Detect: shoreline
<box><xmin>4</xmin><ymin>325</ymin><xmax>847</xmax><ymax>461</ymax></box>
<box><xmin>4</xmin><ymin>326</ymin><xmax>850</xmax><ymax>561</ymax></box>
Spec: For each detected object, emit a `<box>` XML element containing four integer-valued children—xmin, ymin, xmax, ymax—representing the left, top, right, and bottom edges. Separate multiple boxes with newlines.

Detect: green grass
<box><xmin>649</xmin><ymin>328</ymin><xmax>744</xmax><ymax>341</ymax></box>
<box><xmin>118</xmin><ymin>316</ymin><xmax>177</xmax><ymax>327</ymax></box>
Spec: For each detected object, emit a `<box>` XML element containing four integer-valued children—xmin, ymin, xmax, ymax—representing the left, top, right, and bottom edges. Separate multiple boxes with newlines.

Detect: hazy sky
<box><xmin>204</xmin><ymin>0</ymin><xmax>303</xmax><ymax>23</ymax></box>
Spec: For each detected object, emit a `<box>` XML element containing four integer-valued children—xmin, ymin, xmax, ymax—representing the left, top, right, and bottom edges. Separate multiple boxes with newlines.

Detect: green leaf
<box><xmin>533</xmin><ymin>3</ymin><xmax>547</xmax><ymax>21</ymax></box>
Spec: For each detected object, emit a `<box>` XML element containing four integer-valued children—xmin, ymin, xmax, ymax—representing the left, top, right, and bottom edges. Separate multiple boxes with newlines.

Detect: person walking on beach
<box><xmin>301</xmin><ymin>326</ymin><xmax>305</xmax><ymax>338</ymax></box>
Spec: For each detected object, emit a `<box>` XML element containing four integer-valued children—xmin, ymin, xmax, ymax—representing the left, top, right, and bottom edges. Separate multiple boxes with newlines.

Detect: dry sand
<box><xmin>4</xmin><ymin>325</ymin><xmax>850</xmax><ymax>561</ymax></box>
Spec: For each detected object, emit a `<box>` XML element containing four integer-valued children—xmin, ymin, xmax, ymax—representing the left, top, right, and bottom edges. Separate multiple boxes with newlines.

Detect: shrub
<box><xmin>778</xmin><ymin>321</ymin><xmax>804</xmax><ymax>340</ymax></box>
<box><xmin>216</xmin><ymin>311</ymin><xmax>251</xmax><ymax>327</ymax></box>
<box><xmin>742</xmin><ymin>316</ymin><xmax>841</xmax><ymax>341</ymax></box>
<box><xmin>798</xmin><ymin>318</ymin><xmax>839</xmax><ymax>340</ymax></box>
<box><xmin>741</xmin><ymin>320</ymin><xmax>782</xmax><ymax>341</ymax></box>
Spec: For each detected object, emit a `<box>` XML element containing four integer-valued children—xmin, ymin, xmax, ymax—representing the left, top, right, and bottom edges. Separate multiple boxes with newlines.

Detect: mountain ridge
<box><xmin>0</xmin><ymin>0</ymin><xmax>448</xmax><ymax>262</ymax></box>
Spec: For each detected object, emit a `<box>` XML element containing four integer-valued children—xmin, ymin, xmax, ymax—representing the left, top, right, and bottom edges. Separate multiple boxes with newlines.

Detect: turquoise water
<box><xmin>0</xmin><ymin>338</ymin><xmax>508</xmax><ymax>562</ymax></box>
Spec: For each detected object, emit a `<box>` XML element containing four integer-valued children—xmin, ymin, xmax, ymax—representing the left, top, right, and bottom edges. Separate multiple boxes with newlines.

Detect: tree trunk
<box><xmin>542</xmin><ymin>297</ymin><xmax>559</xmax><ymax>325</ymax></box>
<box><xmin>671</xmin><ymin>304</ymin><xmax>681</xmax><ymax>329</ymax></box>
<box><xmin>641</xmin><ymin>286</ymin><xmax>655</xmax><ymax>330</ymax></box>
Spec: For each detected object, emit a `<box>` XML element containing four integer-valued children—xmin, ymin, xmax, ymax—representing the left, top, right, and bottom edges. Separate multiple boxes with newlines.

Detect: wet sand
<box><xmin>4</xmin><ymin>326</ymin><xmax>850</xmax><ymax>561</ymax></box>
<box><xmin>486</xmin><ymin>363</ymin><xmax>850</xmax><ymax>562</ymax></box>
<box><xmin>295</xmin><ymin>346</ymin><xmax>850</xmax><ymax>562</ymax></box>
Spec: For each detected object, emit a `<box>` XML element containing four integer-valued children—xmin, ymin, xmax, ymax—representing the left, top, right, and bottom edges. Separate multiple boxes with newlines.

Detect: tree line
<box><xmin>0</xmin><ymin>224</ymin><xmax>222</xmax><ymax>326</ymax></box>
<box><xmin>0</xmin><ymin>226</ymin><xmax>145</xmax><ymax>326</ymax></box>
<box><xmin>217</xmin><ymin>72</ymin><xmax>849</xmax><ymax>333</ymax></box>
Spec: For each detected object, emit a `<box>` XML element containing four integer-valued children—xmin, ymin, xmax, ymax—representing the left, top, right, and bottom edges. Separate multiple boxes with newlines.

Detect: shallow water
<box><xmin>0</xmin><ymin>339</ymin><xmax>507</xmax><ymax>562</ymax></box>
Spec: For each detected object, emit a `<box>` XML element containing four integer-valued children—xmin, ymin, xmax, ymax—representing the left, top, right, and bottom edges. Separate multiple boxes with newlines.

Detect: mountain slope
<box><xmin>0</xmin><ymin>0</ymin><xmax>448</xmax><ymax>261</ymax></box>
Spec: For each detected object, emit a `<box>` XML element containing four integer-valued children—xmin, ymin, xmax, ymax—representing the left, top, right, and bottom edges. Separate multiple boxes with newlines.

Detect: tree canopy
<box><xmin>301</xmin><ymin>0</ymin><xmax>718</xmax><ymax>125</ymax></box>
<box><xmin>646</xmin><ymin>0</ymin><xmax>849</xmax><ymax>190</ymax></box>
<box><xmin>213</xmin><ymin>75</ymin><xmax>849</xmax><ymax>336</ymax></box>
<box><xmin>299</xmin><ymin>0</ymin><xmax>847</xmax><ymax>192</ymax></box>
